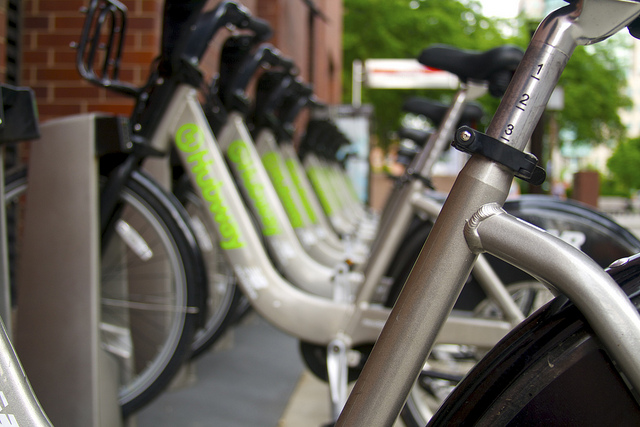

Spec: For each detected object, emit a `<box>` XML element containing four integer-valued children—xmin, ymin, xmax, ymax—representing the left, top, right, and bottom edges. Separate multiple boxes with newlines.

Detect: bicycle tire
<box><xmin>400</xmin><ymin>281</ymin><xmax>552</xmax><ymax>427</ymax></box>
<box><xmin>427</xmin><ymin>256</ymin><xmax>640</xmax><ymax>426</ymax></box>
<box><xmin>6</xmin><ymin>168</ymin><xmax>203</xmax><ymax>417</ymax></box>
<box><xmin>180</xmin><ymin>188</ymin><xmax>240</xmax><ymax>359</ymax></box>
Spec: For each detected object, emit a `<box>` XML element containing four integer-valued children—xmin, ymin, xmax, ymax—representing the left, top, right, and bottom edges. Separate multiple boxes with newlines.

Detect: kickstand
<box><xmin>326</xmin><ymin>338</ymin><xmax>348</xmax><ymax>422</ymax></box>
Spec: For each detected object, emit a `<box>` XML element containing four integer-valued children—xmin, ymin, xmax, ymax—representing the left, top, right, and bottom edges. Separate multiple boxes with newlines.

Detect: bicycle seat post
<box><xmin>338</xmin><ymin>2</ymin><xmax>640</xmax><ymax>425</ymax></box>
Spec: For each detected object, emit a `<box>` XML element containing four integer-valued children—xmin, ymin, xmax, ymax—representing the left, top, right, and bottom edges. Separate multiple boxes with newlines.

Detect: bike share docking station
<box><xmin>16</xmin><ymin>114</ymin><xmax>124</xmax><ymax>426</ymax></box>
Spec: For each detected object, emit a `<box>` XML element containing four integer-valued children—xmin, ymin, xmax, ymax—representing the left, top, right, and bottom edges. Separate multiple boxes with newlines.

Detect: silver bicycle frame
<box><xmin>148</xmin><ymin>84</ymin><xmax>516</xmax><ymax>351</ymax></box>
<box><xmin>0</xmin><ymin>318</ymin><xmax>51</xmax><ymax>426</ymax></box>
<box><xmin>152</xmin><ymin>85</ymin><xmax>381</xmax><ymax>345</ymax></box>
<box><xmin>279</xmin><ymin>142</ymin><xmax>348</xmax><ymax>246</ymax></box>
<box><xmin>253</xmin><ymin>127</ymin><xmax>348</xmax><ymax>266</ymax></box>
<box><xmin>277</xmin><ymin>140</ymin><xmax>369</xmax><ymax>261</ymax></box>
<box><xmin>264</xmin><ymin>111</ymin><xmax>526</xmax><ymax>326</ymax></box>
<box><xmin>216</xmin><ymin>111</ymin><xmax>341</xmax><ymax>298</ymax></box>
<box><xmin>338</xmin><ymin>1</ymin><xmax>640</xmax><ymax>425</ymax></box>
<box><xmin>304</xmin><ymin>154</ymin><xmax>359</xmax><ymax>236</ymax></box>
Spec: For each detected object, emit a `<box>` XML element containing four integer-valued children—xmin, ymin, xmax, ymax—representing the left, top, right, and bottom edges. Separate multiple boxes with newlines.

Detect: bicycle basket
<box><xmin>75</xmin><ymin>0</ymin><xmax>139</xmax><ymax>97</ymax></box>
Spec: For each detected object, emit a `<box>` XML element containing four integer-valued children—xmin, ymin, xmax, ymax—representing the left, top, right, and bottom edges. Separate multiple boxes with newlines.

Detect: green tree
<box><xmin>607</xmin><ymin>136</ymin><xmax>640</xmax><ymax>196</ymax></box>
<box><xmin>557</xmin><ymin>36</ymin><xmax>632</xmax><ymax>146</ymax></box>
<box><xmin>343</xmin><ymin>0</ymin><xmax>517</xmax><ymax>147</ymax></box>
<box><xmin>343</xmin><ymin>1</ymin><xmax>631</xmax><ymax>149</ymax></box>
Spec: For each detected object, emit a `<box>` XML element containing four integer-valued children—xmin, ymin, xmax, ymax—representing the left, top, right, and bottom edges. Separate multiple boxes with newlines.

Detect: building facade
<box><xmin>4</xmin><ymin>0</ymin><xmax>343</xmax><ymax>122</ymax></box>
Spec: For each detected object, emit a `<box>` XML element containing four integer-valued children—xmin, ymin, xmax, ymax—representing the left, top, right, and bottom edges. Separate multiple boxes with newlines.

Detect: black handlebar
<box><xmin>219</xmin><ymin>42</ymin><xmax>295</xmax><ymax>113</ymax></box>
<box><xmin>182</xmin><ymin>1</ymin><xmax>272</xmax><ymax>63</ymax></box>
<box><xmin>76</xmin><ymin>0</ymin><xmax>273</xmax><ymax>97</ymax></box>
<box><xmin>230</xmin><ymin>45</ymin><xmax>295</xmax><ymax>95</ymax></box>
<box><xmin>279</xmin><ymin>79</ymin><xmax>313</xmax><ymax>128</ymax></box>
<box><xmin>252</xmin><ymin>71</ymin><xmax>292</xmax><ymax>130</ymax></box>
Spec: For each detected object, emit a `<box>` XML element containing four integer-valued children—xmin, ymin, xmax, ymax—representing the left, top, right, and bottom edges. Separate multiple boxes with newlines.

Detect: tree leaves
<box><xmin>343</xmin><ymin>1</ymin><xmax>631</xmax><ymax>150</ymax></box>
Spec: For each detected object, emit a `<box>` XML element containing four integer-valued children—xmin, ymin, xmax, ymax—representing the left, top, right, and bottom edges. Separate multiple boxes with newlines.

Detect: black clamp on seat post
<box><xmin>452</xmin><ymin>125</ymin><xmax>546</xmax><ymax>185</ymax></box>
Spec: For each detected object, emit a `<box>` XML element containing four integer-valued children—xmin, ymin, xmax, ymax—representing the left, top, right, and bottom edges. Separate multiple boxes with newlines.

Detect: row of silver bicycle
<box><xmin>3</xmin><ymin>0</ymin><xmax>640</xmax><ymax>425</ymax></box>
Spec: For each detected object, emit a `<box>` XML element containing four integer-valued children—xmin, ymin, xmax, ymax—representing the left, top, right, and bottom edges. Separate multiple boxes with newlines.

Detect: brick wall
<box><xmin>21</xmin><ymin>0</ymin><xmax>162</xmax><ymax>122</ymax></box>
<box><xmin>20</xmin><ymin>0</ymin><xmax>343</xmax><ymax>123</ymax></box>
<box><xmin>256</xmin><ymin>0</ymin><xmax>342</xmax><ymax>105</ymax></box>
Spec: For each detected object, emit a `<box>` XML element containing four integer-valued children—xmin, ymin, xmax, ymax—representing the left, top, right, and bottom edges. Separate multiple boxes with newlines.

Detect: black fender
<box><xmin>385</xmin><ymin>194</ymin><xmax>640</xmax><ymax>309</ymax></box>
<box><xmin>428</xmin><ymin>253</ymin><xmax>640</xmax><ymax>426</ymax></box>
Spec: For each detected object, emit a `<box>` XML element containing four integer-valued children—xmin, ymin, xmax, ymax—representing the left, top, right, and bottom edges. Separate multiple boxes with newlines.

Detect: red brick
<box><xmin>139</xmin><ymin>34</ymin><xmax>159</xmax><ymax>48</ymax></box>
<box><xmin>24</xmin><ymin>16</ymin><xmax>50</xmax><ymax>30</ymax></box>
<box><xmin>24</xmin><ymin>0</ymin><xmax>36</xmax><ymax>14</ymax></box>
<box><xmin>30</xmin><ymin>85</ymin><xmax>49</xmax><ymax>100</ymax></box>
<box><xmin>37</xmin><ymin>67</ymin><xmax>81</xmax><ymax>82</ymax></box>
<box><xmin>128</xmin><ymin>17</ymin><xmax>156</xmax><ymax>31</ymax></box>
<box><xmin>138</xmin><ymin>0</ymin><xmax>164</xmax><ymax>16</ymax></box>
<box><xmin>112</xmin><ymin>68</ymin><xmax>136</xmax><ymax>82</ymax></box>
<box><xmin>22</xmin><ymin>51</ymin><xmax>49</xmax><ymax>66</ymax></box>
<box><xmin>23</xmin><ymin>33</ymin><xmax>35</xmax><ymax>50</ymax></box>
<box><xmin>87</xmin><ymin>103</ymin><xmax>135</xmax><ymax>116</ymax></box>
<box><xmin>53</xmin><ymin>51</ymin><xmax>78</xmax><ymax>66</ymax></box>
<box><xmin>53</xmin><ymin>16</ymin><xmax>85</xmax><ymax>31</ymax></box>
<box><xmin>38</xmin><ymin>1</ymin><xmax>86</xmax><ymax>13</ymax></box>
<box><xmin>35</xmin><ymin>33</ymin><xmax>78</xmax><ymax>49</ymax></box>
<box><xmin>121</xmin><ymin>50</ymin><xmax>157</xmax><ymax>66</ymax></box>
<box><xmin>0</xmin><ymin>12</ymin><xmax>6</xmax><ymax>35</ymax></box>
<box><xmin>53</xmin><ymin>85</ymin><xmax>102</xmax><ymax>99</ymax></box>
<box><xmin>37</xmin><ymin>103</ymin><xmax>82</xmax><ymax>117</ymax></box>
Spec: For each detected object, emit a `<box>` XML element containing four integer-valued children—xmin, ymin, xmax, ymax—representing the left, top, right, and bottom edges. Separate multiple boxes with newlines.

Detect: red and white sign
<box><xmin>364</xmin><ymin>59</ymin><xmax>459</xmax><ymax>89</ymax></box>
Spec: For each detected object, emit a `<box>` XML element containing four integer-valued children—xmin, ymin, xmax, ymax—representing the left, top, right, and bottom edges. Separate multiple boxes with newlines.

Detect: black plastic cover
<box><xmin>0</xmin><ymin>84</ymin><xmax>40</xmax><ymax>143</ymax></box>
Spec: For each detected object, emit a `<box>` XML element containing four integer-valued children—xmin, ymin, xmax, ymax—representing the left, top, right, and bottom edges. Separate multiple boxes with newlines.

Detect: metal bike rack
<box><xmin>15</xmin><ymin>114</ymin><xmax>121</xmax><ymax>426</ymax></box>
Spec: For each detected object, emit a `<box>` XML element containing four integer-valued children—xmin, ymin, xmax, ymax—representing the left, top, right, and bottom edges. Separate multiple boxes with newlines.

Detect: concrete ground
<box><xmin>133</xmin><ymin>313</ymin><xmax>336</xmax><ymax>427</ymax></box>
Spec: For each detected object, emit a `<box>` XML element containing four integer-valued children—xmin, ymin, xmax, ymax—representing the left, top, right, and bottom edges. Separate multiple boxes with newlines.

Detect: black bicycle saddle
<box><xmin>397</xmin><ymin>127</ymin><xmax>430</xmax><ymax>146</ymax></box>
<box><xmin>402</xmin><ymin>97</ymin><xmax>449</xmax><ymax>124</ymax></box>
<box><xmin>418</xmin><ymin>44</ymin><xmax>524</xmax><ymax>97</ymax></box>
<box><xmin>402</xmin><ymin>97</ymin><xmax>484</xmax><ymax>128</ymax></box>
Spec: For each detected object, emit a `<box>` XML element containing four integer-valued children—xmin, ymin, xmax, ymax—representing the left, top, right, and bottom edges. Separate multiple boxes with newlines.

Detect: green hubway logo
<box><xmin>175</xmin><ymin>123</ymin><xmax>244</xmax><ymax>249</ymax></box>
<box><xmin>227</xmin><ymin>140</ymin><xmax>281</xmax><ymax>236</ymax></box>
<box><xmin>263</xmin><ymin>152</ymin><xmax>304</xmax><ymax>228</ymax></box>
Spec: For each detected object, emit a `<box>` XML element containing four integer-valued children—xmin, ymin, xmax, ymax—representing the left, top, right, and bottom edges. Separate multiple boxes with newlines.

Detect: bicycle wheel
<box><xmin>400</xmin><ymin>281</ymin><xmax>553</xmax><ymax>427</ymax></box>
<box><xmin>6</xmin><ymin>168</ymin><xmax>204</xmax><ymax>417</ymax></box>
<box><xmin>180</xmin><ymin>188</ymin><xmax>240</xmax><ymax>359</ymax></box>
<box><xmin>428</xmin><ymin>258</ymin><xmax>640</xmax><ymax>426</ymax></box>
<box><xmin>386</xmin><ymin>210</ymin><xmax>639</xmax><ymax>426</ymax></box>
<box><xmin>473</xmin><ymin>281</ymin><xmax>554</xmax><ymax>320</ymax></box>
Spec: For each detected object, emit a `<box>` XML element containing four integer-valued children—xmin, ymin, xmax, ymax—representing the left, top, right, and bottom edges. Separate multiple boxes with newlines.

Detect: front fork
<box><xmin>98</xmin><ymin>152</ymin><xmax>142</xmax><ymax>252</ymax></box>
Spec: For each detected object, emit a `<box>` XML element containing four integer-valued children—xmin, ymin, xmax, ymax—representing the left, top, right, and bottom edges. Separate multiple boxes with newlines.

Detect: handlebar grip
<box><xmin>280</xmin><ymin>81</ymin><xmax>313</xmax><ymax>126</ymax></box>
<box><xmin>221</xmin><ymin>1</ymin><xmax>273</xmax><ymax>41</ymax></box>
<box><xmin>227</xmin><ymin>45</ymin><xmax>292</xmax><ymax>99</ymax></box>
<box><xmin>242</xmin><ymin>16</ymin><xmax>273</xmax><ymax>43</ymax></box>
<box><xmin>276</xmin><ymin>55</ymin><xmax>296</xmax><ymax>73</ymax></box>
<box><xmin>183</xmin><ymin>1</ymin><xmax>272</xmax><ymax>63</ymax></box>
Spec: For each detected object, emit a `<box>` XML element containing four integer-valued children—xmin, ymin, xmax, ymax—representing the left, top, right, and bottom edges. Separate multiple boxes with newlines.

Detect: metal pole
<box><xmin>352</xmin><ymin>60</ymin><xmax>362</xmax><ymax>107</ymax></box>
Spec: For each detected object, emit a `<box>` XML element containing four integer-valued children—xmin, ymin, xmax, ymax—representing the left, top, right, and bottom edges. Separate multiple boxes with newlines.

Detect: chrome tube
<box><xmin>0</xmin><ymin>318</ymin><xmax>52</xmax><ymax>426</ymax></box>
<box><xmin>466</xmin><ymin>203</ymin><xmax>640</xmax><ymax>392</ymax></box>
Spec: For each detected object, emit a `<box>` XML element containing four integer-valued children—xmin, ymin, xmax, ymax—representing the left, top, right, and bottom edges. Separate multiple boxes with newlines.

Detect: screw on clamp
<box><xmin>459</xmin><ymin>129</ymin><xmax>473</xmax><ymax>142</ymax></box>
